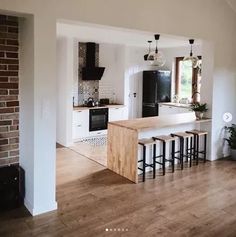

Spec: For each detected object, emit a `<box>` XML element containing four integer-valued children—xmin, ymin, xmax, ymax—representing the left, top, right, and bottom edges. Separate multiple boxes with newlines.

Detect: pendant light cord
<box><xmin>190</xmin><ymin>44</ymin><xmax>193</xmax><ymax>57</ymax></box>
<box><xmin>155</xmin><ymin>39</ymin><xmax>158</xmax><ymax>54</ymax></box>
<box><xmin>189</xmin><ymin>39</ymin><xmax>194</xmax><ymax>57</ymax></box>
<box><xmin>148</xmin><ymin>41</ymin><xmax>152</xmax><ymax>54</ymax></box>
<box><xmin>154</xmin><ymin>34</ymin><xmax>160</xmax><ymax>54</ymax></box>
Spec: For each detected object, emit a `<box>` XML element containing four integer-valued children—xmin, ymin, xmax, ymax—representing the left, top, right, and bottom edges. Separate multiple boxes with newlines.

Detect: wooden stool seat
<box><xmin>152</xmin><ymin>134</ymin><xmax>176</xmax><ymax>176</ymax></box>
<box><xmin>171</xmin><ymin>132</ymin><xmax>194</xmax><ymax>138</ymax></box>
<box><xmin>138</xmin><ymin>138</ymin><xmax>155</xmax><ymax>182</ymax></box>
<box><xmin>186</xmin><ymin>130</ymin><xmax>208</xmax><ymax>136</ymax></box>
<box><xmin>186</xmin><ymin>130</ymin><xmax>208</xmax><ymax>164</ymax></box>
<box><xmin>171</xmin><ymin>132</ymin><xmax>194</xmax><ymax>169</ymax></box>
<box><xmin>138</xmin><ymin>138</ymin><xmax>155</xmax><ymax>146</ymax></box>
<box><xmin>153</xmin><ymin>135</ymin><xmax>176</xmax><ymax>142</ymax></box>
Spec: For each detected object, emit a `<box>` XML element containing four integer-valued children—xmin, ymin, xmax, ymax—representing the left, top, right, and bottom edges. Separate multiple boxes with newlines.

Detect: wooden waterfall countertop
<box><xmin>107</xmin><ymin>112</ymin><xmax>211</xmax><ymax>183</ymax></box>
<box><xmin>109</xmin><ymin>112</ymin><xmax>211</xmax><ymax>131</ymax></box>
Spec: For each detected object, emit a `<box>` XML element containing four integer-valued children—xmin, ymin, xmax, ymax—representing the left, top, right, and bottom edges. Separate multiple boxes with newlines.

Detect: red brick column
<box><xmin>0</xmin><ymin>15</ymin><xmax>19</xmax><ymax>166</ymax></box>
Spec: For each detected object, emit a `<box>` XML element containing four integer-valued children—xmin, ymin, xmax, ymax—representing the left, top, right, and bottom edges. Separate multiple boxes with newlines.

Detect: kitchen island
<box><xmin>107</xmin><ymin>112</ymin><xmax>211</xmax><ymax>183</ymax></box>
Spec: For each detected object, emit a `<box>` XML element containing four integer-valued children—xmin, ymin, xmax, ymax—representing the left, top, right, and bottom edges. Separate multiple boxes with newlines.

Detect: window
<box><xmin>175</xmin><ymin>57</ymin><xmax>202</xmax><ymax>103</ymax></box>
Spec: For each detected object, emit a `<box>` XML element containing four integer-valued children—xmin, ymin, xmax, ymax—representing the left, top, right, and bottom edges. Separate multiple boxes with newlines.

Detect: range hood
<box><xmin>82</xmin><ymin>42</ymin><xmax>105</xmax><ymax>80</ymax></box>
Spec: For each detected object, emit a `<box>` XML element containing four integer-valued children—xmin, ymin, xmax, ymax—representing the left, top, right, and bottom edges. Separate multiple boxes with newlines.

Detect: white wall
<box><xmin>124</xmin><ymin>46</ymin><xmax>148</xmax><ymax>118</ymax></box>
<box><xmin>56</xmin><ymin>37</ymin><xmax>74</xmax><ymax>147</ymax></box>
<box><xmin>2</xmin><ymin>0</ymin><xmax>236</xmax><ymax>215</ymax></box>
<box><xmin>99</xmin><ymin>43</ymin><xmax>126</xmax><ymax>104</ymax></box>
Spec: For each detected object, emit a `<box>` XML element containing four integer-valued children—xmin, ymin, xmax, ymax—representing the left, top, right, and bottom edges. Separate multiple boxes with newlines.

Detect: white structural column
<box><xmin>56</xmin><ymin>37</ymin><xmax>74</xmax><ymax>147</ymax></box>
<box><xmin>32</xmin><ymin>14</ymin><xmax>57</xmax><ymax>215</ymax></box>
<box><xmin>20</xmin><ymin>13</ymin><xmax>58</xmax><ymax>216</ymax></box>
<box><xmin>19</xmin><ymin>15</ymin><xmax>35</xmax><ymax>215</ymax></box>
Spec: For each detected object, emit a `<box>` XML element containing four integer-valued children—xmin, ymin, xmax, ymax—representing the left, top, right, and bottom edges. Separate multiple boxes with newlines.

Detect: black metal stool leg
<box><xmin>178</xmin><ymin>138</ymin><xmax>181</xmax><ymax>164</ymax></box>
<box><xmin>143</xmin><ymin>146</ymin><xmax>146</xmax><ymax>182</ymax></box>
<box><xmin>153</xmin><ymin>143</ymin><xmax>156</xmax><ymax>178</ymax></box>
<box><xmin>193</xmin><ymin>135</ymin><xmax>196</xmax><ymax>160</ymax></box>
<box><xmin>186</xmin><ymin>137</ymin><xmax>189</xmax><ymax>163</ymax></box>
<box><xmin>171</xmin><ymin>140</ymin><xmax>175</xmax><ymax>173</ymax></box>
<box><xmin>204</xmin><ymin>134</ymin><xmax>207</xmax><ymax>163</ymax></box>
<box><xmin>180</xmin><ymin>138</ymin><xmax>184</xmax><ymax>170</ymax></box>
<box><xmin>196</xmin><ymin>135</ymin><xmax>199</xmax><ymax>165</ymax></box>
<box><xmin>162</xmin><ymin>142</ymin><xmax>166</xmax><ymax>175</ymax></box>
<box><xmin>190</xmin><ymin>137</ymin><xmax>193</xmax><ymax>167</ymax></box>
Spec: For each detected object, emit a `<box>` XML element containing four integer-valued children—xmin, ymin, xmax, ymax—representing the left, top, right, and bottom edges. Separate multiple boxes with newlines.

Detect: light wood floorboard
<box><xmin>0</xmin><ymin>149</ymin><xmax>236</xmax><ymax>236</ymax></box>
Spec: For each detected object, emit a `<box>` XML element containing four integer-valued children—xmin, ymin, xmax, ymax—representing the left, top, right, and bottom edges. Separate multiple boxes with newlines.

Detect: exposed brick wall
<box><xmin>0</xmin><ymin>15</ymin><xmax>19</xmax><ymax>167</ymax></box>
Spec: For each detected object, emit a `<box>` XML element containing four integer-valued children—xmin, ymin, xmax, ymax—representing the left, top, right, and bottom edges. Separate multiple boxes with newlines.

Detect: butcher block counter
<box><xmin>107</xmin><ymin>112</ymin><xmax>211</xmax><ymax>183</ymax></box>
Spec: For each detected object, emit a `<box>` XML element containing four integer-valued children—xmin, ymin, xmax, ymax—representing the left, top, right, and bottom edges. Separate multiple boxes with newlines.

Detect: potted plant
<box><xmin>225</xmin><ymin>124</ymin><xmax>236</xmax><ymax>160</ymax></box>
<box><xmin>190</xmin><ymin>102</ymin><xmax>208</xmax><ymax>119</ymax></box>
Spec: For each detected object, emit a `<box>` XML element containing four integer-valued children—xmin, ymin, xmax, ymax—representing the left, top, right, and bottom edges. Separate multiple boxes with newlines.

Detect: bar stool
<box><xmin>152</xmin><ymin>135</ymin><xmax>177</xmax><ymax>177</ymax></box>
<box><xmin>138</xmin><ymin>138</ymin><xmax>155</xmax><ymax>182</ymax></box>
<box><xmin>186</xmin><ymin>130</ymin><xmax>208</xmax><ymax>164</ymax></box>
<box><xmin>171</xmin><ymin>132</ymin><xmax>194</xmax><ymax>169</ymax></box>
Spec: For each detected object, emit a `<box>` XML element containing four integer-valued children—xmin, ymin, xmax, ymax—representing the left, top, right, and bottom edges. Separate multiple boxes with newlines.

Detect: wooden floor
<box><xmin>1</xmin><ymin>149</ymin><xmax>236</xmax><ymax>237</ymax></box>
<box><xmin>70</xmin><ymin>141</ymin><xmax>107</xmax><ymax>167</ymax></box>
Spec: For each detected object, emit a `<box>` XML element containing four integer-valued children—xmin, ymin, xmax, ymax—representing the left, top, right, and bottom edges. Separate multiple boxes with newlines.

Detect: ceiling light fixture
<box><xmin>147</xmin><ymin>34</ymin><xmax>165</xmax><ymax>67</ymax></box>
<box><xmin>144</xmin><ymin>40</ymin><xmax>153</xmax><ymax>61</ymax></box>
<box><xmin>183</xmin><ymin>39</ymin><xmax>200</xmax><ymax>68</ymax></box>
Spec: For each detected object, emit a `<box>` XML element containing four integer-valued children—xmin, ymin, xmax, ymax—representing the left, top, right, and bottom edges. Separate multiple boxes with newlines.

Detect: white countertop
<box><xmin>73</xmin><ymin>104</ymin><xmax>125</xmax><ymax>111</ymax></box>
<box><xmin>159</xmin><ymin>102</ymin><xmax>191</xmax><ymax>109</ymax></box>
<box><xmin>109</xmin><ymin>112</ymin><xmax>211</xmax><ymax>131</ymax></box>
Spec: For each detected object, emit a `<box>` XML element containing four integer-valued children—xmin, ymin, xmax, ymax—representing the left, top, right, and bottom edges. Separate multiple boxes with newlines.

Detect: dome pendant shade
<box><xmin>183</xmin><ymin>39</ymin><xmax>200</xmax><ymax>68</ymax></box>
<box><xmin>144</xmin><ymin>40</ymin><xmax>153</xmax><ymax>61</ymax></box>
<box><xmin>147</xmin><ymin>34</ymin><xmax>166</xmax><ymax>67</ymax></box>
<box><xmin>147</xmin><ymin>51</ymin><xmax>166</xmax><ymax>66</ymax></box>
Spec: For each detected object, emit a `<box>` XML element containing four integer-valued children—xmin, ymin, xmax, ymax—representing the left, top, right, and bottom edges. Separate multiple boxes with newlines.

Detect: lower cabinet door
<box><xmin>72</xmin><ymin>124</ymin><xmax>89</xmax><ymax>139</ymax></box>
<box><xmin>177</xmin><ymin>107</ymin><xmax>191</xmax><ymax>113</ymax></box>
<box><xmin>73</xmin><ymin>110</ymin><xmax>89</xmax><ymax>139</ymax></box>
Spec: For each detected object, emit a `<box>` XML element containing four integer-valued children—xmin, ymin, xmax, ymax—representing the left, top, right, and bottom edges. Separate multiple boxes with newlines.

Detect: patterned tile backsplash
<box><xmin>73</xmin><ymin>42</ymin><xmax>99</xmax><ymax>106</ymax></box>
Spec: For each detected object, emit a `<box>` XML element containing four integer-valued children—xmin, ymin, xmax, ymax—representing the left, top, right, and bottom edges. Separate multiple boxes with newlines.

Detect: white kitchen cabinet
<box><xmin>72</xmin><ymin>110</ymin><xmax>89</xmax><ymax>139</ymax></box>
<box><xmin>159</xmin><ymin>104</ymin><xmax>191</xmax><ymax>116</ymax></box>
<box><xmin>109</xmin><ymin>107</ymin><xmax>126</xmax><ymax>122</ymax></box>
<box><xmin>159</xmin><ymin>105</ymin><xmax>177</xmax><ymax>115</ymax></box>
<box><xmin>177</xmin><ymin>107</ymin><xmax>191</xmax><ymax>113</ymax></box>
<box><xmin>72</xmin><ymin>106</ymin><xmax>127</xmax><ymax>140</ymax></box>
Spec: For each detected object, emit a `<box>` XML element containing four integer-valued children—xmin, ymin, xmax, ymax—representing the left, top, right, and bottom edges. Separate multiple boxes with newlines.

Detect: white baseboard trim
<box><xmin>66</xmin><ymin>142</ymin><xmax>74</xmax><ymax>147</ymax></box>
<box><xmin>24</xmin><ymin>197</ymin><xmax>33</xmax><ymax>214</ymax></box>
<box><xmin>24</xmin><ymin>198</ymin><xmax>58</xmax><ymax>216</ymax></box>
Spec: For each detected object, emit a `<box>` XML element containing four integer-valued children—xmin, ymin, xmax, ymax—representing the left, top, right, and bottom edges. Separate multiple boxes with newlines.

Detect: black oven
<box><xmin>89</xmin><ymin>108</ymin><xmax>109</xmax><ymax>131</ymax></box>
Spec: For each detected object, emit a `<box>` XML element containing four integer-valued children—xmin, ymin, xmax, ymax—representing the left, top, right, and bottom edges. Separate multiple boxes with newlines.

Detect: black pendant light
<box><xmin>147</xmin><ymin>34</ymin><xmax>165</xmax><ymax>66</ymax></box>
<box><xmin>183</xmin><ymin>39</ymin><xmax>200</xmax><ymax>68</ymax></box>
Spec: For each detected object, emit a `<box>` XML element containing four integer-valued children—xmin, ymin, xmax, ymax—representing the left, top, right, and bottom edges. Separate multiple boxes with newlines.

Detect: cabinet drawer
<box><xmin>109</xmin><ymin>107</ymin><xmax>125</xmax><ymax>121</ymax></box>
<box><xmin>72</xmin><ymin>110</ymin><xmax>89</xmax><ymax>139</ymax></box>
<box><xmin>73</xmin><ymin>124</ymin><xmax>89</xmax><ymax>139</ymax></box>
<box><xmin>177</xmin><ymin>107</ymin><xmax>191</xmax><ymax>113</ymax></box>
<box><xmin>73</xmin><ymin>110</ymin><xmax>89</xmax><ymax>125</ymax></box>
<box><xmin>89</xmin><ymin>130</ymin><xmax>107</xmax><ymax>137</ymax></box>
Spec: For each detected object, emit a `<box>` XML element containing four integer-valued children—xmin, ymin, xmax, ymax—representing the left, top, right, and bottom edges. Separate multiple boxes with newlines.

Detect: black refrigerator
<box><xmin>142</xmin><ymin>70</ymin><xmax>171</xmax><ymax>117</ymax></box>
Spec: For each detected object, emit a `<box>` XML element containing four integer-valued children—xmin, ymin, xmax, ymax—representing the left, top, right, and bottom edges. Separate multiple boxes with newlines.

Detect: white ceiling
<box><xmin>226</xmin><ymin>0</ymin><xmax>236</xmax><ymax>13</ymax></box>
<box><xmin>57</xmin><ymin>21</ymin><xmax>202</xmax><ymax>49</ymax></box>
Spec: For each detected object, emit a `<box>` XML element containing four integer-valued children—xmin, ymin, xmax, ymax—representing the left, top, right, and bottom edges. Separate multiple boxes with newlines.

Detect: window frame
<box><xmin>175</xmin><ymin>56</ymin><xmax>202</xmax><ymax>103</ymax></box>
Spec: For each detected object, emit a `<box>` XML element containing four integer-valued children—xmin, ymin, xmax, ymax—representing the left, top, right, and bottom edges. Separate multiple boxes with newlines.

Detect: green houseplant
<box><xmin>225</xmin><ymin>124</ymin><xmax>236</xmax><ymax>160</ymax></box>
<box><xmin>190</xmin><ymin>102</ymin><xmax>208</xmax><ymax>119</ymax></box>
